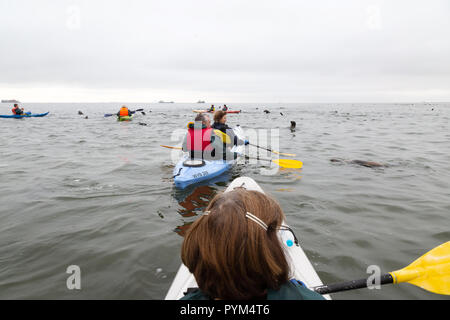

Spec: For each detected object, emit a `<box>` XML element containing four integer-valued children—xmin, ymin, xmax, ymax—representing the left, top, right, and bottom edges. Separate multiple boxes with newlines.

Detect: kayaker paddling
<box><xmin>173</xmin><ymin>123</ymin><xmax>245</xmax><ymax>189</ymax></box>
<box><xmin>180</xmin><ymin>187</ymin><xmax>325</xmax><ymax>300</ymax></box>
<box><xmin>212</xmin><ymin>111</ymin><xmax>248</xmax><ymax>146</ymax></box>
<box><xmin>117</xmin><ymin>105</ymin><xmax>131</xmax><ymax>118</ymax></box>
<box><xmin>116</xmin><ymin>105</ymin><xmax>134</xmax><ymax>121</ymax></box>
<box><xmin>181</xmin><ymin>113</ymin><xmax>238</xmax><ymax>161</ymax></box>
<box><xmin>12</xmin><ymin>104</ymin><xmax>24</xmax><ymax>115</ymax></box>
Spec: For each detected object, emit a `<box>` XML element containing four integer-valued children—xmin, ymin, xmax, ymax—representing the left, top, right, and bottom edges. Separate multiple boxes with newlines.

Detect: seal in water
<box><xmin>330</xmin><ymin>158</ymin><xmax>385</xmax><ymax>168</ymax></box>
<box><xmin>290</xmin><ymin>121</ymin><xmax>296</xmax><ymax>132</ymax></box>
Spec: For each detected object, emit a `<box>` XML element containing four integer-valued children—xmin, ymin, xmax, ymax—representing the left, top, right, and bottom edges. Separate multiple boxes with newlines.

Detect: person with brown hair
<box><xmin>212</xmin><ymin>111</ymin><xmax>248</xmax><ymax>146</ymax></box>
<box><xmin>212</xmin><ymin>110</ymin><xmax>229</xmax><ymax>132</ymax></box>
<box><xmin>180</xmin><ymin>188</ymin><xmax>325</xmax><ymax>300</ymax></box>
<box><xmin>181</xmin><ymin>113</ymin><xmax>238</xmax><ymax>161</ymax></box>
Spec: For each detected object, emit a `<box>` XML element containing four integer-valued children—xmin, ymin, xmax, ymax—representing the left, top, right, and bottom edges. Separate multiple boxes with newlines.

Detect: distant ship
<box><xmin>197</xmin><ymin>100</ymin><xmax>205</xmax><ymax>104</ymax></box>
<box><xmin>159</xmin><ymin>100</ymin><xmax>174</xmax><ymax>104</ymax></box>
<box><xmin>1</xmin><ymin>99</ymin><xmax>20</xmax><ymax>103</ymax></box>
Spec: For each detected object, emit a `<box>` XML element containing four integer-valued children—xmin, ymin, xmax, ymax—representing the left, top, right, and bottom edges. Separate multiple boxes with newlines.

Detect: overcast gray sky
<box><xmin>1</xmin><ymin>0</ymin><xmax>449</xmax><ymax>102</ymax></box>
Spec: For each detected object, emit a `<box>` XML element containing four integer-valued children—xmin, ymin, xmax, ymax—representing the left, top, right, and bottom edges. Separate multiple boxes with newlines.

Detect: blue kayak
<box><xmin>173</xmin><ymin>127</ymin><xmax>245</xmax><ymax>189</ymax></box>
<box><xmin>0</xmin><ymin>112</ymin><xmax>49</xmax><ymax>119</ymax></box>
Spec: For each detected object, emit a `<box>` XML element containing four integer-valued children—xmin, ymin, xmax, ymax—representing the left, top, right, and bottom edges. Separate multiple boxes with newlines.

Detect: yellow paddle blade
<box><xmin>213</xmin><ymin>129</ymin><xmax>231</xmax><ymax>144</ymax></box>
<box><xmin>390</xmin><ymin>241</ymin><xmax>450</xmax><ymax>295</ymax></box>
<box><xmin>272</xmin><ymin>159</ymin><xmax>303</xmax><ymax>169</ymax></box>
<box><xmin>161</xmin><ymin>145</ymin><xmax>182</xmax><ymax>150</ymax></box>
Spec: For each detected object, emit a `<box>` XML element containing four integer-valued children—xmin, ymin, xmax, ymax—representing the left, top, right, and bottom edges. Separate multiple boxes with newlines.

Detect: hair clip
<box><xmin>245</xmin><ymin>212</ymin><xmax>268</xmax><ymax>231</ymax></box>
<box><xmin>203</xmin><ymin>210</ymin><xmax>269</xmax><ymax>232</ymax></box>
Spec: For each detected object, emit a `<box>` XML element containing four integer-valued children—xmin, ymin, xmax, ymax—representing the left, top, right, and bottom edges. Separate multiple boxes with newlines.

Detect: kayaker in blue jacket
<box><xmin>180</xmin><ymin>189</ymin><xmax>325</xmax><ymax>300</ymax></box>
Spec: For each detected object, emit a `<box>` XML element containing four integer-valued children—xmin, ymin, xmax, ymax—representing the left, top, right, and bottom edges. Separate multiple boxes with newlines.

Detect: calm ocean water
<box><xmin>0</xmin><ymin>102</ymin><xmax>448</xmax><ymax>300</ymax></box>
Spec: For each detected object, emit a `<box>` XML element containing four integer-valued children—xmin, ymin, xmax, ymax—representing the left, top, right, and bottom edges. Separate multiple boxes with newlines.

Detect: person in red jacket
<box><xmin>182</xmin><ymin>113</ymin><xmax>214</xmax><ymax>160</ymax></box>
<box><xmin>116</xmin><ymin>105</ymin><xmax>131</xmax><ymax>118</ymax></box>
<box><xmin>182</xmin><ymin>113</ymin><xmax>237</xmax><ymax>161</ymax></box>
<box><xmin>12</xmin><ymin>104</ymin><xmax>24</xmax><ymax>115</ymax></box>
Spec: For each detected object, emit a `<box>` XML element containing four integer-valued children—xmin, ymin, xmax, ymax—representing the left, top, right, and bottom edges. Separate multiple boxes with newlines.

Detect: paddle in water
<box><xmin>245</xmin><ymin>156</ymin><xmax>303</xmax><ymax>169</ymax></box>
<box><xmin>160</xmin><ymin>146</ymin><xmax>302</xmax><ymax>169</ymax></box>
<box><xmin>161</xmin><ymin>145</ymin><xmax>182</xmax><ymax>150</ymax></box>
<box><xmin>248</xmin><ymin>143</ymin><xmax>296</xmax><ymax>157</ymax></box>
<box><xmin>313</xmin><ymin>241</ymin><xmax>450</xmax><ymax>295</ymax></box>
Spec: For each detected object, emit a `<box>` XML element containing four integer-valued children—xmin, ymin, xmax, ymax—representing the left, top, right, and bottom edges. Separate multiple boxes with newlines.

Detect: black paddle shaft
<box><xmin>244</xmin><ymin>155</ymin><xmax>272</xmax><ymax>163</ymax></box>
<box><xmin>249</xmin><ymin>143</ymin><xmax>273</xmax><ymax>152</ymax></box>
<box><xmin>313</xmin><ymin>274</ymin><xmax>394</xmax><ymax>295</ymax></box>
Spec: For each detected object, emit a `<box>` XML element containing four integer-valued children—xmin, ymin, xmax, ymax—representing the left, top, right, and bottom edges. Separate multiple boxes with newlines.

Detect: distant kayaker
<box><xmin>12</xmin><ymin>104</ymin><xmax>24</xmax><ymax>115</ymax></box>
<box><xmin>180</xmin><ymin>188</ymin><xmax>325</xmax><ymax>300</ymax></box>
<box><xmin>212</xmin><ymin>111</ymin><xmax>248</xmax><ymax>146</ymax></box>
<box><xmin>182</xmin><ymin>113</ymin><xmax>237</xmax><ymax>161</ymax></box>
<box><xmin>208</xmin><ymin>105</ymin><xmax>215</xmax><ymax>112</ymax></box>
<box><xmin>222</xmin><ymin>105</ymin><xmax>228</xmax><ymax>111</ymax></box>
<box><xmin>117</xmin><ymin>105</ymin><xmax>131</xmax><ymax>118</ymax></box>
